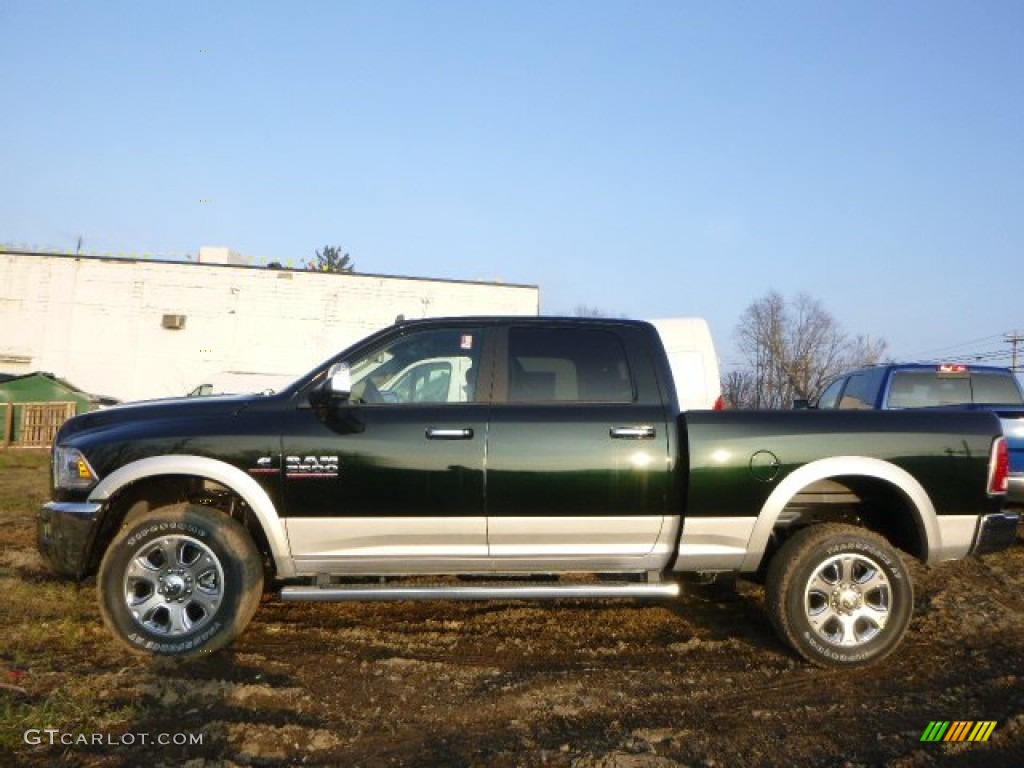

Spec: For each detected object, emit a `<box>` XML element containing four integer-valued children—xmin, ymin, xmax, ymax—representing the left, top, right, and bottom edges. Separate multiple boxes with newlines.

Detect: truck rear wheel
<box><xmin>98</xmin><ymin>504</ymin><xmax>263</xmax><ymax>657</ymax></box>
<box><xmin>765</xmin><ymin>524</ymin><xmax>913</xmax><ymax>668</ymax></box>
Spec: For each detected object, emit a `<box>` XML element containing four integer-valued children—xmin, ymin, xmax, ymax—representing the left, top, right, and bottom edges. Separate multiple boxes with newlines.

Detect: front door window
<box><xmin>347</xmin><ymin>329</ymin><xmax>482</xmax><ymax>405</ymax></box>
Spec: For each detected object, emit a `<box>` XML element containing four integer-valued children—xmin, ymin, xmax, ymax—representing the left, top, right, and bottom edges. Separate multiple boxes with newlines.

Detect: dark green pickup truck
<box><xmin>37</xmin><ymin>317</ymin><xmax>1017</xmax><ymax>667</ymax></box>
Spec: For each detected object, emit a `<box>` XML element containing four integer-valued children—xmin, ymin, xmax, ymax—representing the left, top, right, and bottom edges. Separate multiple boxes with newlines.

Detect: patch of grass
<box><xmin>0</xmin><ymin>451</ymin><xmax>141</xmax><ymax>759</ymax></box>
<box><xmin>0</xmin><ymin>569</ymin><xmax>142</xmax><ymax>757</ymax></box>
<box><xmin>0</xmin><ymin>449</ymin><xmax>50</xmax><ymax>469</ymax></box>
<box><xmin>0</xmin><ymin>449</ymin><xmax>50</xmax><ymax>516</ymax></box>
<box><xmin>0</xmin><ymin>578</ymin><xmax>101</xmax><ymax>656</ymax></box>
<box><xmin>1</xmin><ymin>676</ymin><xmax>138</xmax><ymax>754</ymax></box>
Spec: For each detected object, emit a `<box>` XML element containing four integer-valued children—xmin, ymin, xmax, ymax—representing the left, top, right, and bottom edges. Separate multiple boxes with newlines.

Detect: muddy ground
<box><xmin>2</xmin><ymin>450</ymin><xmax>1023</xmax><ymax>767</ymax></box>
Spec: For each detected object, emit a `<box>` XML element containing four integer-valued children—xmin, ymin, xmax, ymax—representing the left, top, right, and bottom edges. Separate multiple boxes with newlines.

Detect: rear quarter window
<box><xmin>970</xmin><ymin>372</ymin><xmax>1024</xmax><ymax>404</ymax></box>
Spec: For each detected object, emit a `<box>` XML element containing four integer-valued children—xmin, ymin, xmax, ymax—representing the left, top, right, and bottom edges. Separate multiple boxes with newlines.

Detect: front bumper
<box><xmin>970</xmin><ymin>510</ymin><xmax>1021</xmax><ymax>556</ymax></box>
<box><xmin>37</xmin><ymin>500</ymin><xmax>103</xmax><ymax>578</ymax></box>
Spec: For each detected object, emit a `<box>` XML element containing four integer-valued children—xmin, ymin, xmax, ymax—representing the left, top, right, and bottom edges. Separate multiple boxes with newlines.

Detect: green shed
<box><xmin>0</xmin><ymin>372</ymin><xmax>112</xmax><ymax>447</ymax></box>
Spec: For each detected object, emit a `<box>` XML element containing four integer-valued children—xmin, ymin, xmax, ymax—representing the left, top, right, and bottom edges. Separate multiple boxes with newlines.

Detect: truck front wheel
<box><xmin>765</xmin><ymin>524</ymin><xmax>913</xmax><ymax>668</ymax></box>
<box><xmin>98</xmin><ymin>504</ymin><xmax>263</xmax><ymax>657</ymax></box>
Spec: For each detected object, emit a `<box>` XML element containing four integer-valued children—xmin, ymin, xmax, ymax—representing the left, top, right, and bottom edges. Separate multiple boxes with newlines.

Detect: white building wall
<box><xmin>0</xmin><ymin>251</ymin><xmax>539</xmax><ymax>401</ymax></box>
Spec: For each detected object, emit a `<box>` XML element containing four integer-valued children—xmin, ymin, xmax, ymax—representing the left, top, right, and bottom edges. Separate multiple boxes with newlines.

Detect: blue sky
<box><xmin>2</xmin><ymin>1</ymin><xmax>1022</xmax><ymax>371</ymax></box>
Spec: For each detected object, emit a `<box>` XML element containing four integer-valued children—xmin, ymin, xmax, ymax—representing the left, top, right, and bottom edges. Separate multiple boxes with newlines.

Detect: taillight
<box><xmin>988</xmin><ymin>437</ymin><xmax>1010</xmax><ymax>495</ymax></box>
<box><xmin>713</xmin><ymin>395</ymin><xmax>725</xmax><ymax>410</ymax></box>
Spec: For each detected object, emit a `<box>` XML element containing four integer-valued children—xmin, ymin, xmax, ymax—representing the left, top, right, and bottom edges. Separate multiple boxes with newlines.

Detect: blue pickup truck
<box><xmin>803</xmin><ymin>363</ymin><xmax>1024</xmax><ymax>505</ymax></box>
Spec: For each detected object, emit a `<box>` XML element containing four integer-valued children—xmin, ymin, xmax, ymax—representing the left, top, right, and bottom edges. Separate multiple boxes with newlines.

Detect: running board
<box><xmin>280</xmin><ymin>580</ymin><xmax>680</xmax><ymax>603</ymax></box>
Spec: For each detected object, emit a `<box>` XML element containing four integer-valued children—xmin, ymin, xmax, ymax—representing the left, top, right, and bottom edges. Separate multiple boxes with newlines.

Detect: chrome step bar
<box><xmin>280</xmin><ymin>580</ymin><xmax>680</xmax><ymax>603</ymax></box>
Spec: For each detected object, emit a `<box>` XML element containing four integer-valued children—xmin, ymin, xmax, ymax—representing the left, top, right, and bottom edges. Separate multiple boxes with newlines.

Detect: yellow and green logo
<box><xmin>920</xmin><ymin>721</ymin><xmax>997</xmax><ymax>742</ymax></box>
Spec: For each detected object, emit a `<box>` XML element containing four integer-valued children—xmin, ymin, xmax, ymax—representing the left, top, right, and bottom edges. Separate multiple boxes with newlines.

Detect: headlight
<box><xmin>53</xmin><ymin>446</ymin><xmax>99</xmax><ymax>491</ymax></box>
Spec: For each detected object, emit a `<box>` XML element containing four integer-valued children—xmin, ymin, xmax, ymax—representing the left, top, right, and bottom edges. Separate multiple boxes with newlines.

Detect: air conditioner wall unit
<box><xmin>161</xmin><ymin>314</ymin><xmax>187</xmax><ymax>330</ymax></box>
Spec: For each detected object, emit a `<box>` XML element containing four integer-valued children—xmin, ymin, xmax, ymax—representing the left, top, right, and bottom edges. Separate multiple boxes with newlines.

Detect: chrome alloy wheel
<box><xmin>803</xmin><ymin>553</ymin><xmax>891</xmax><ymax>647</ymax></box>
<box><xmin>123</xmin><ymin>535</ymin><xmax>225</xmax><ymax>636</ymax></box>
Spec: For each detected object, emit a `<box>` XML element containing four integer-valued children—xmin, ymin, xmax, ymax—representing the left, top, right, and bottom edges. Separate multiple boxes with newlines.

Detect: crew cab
<box><xmin>800</xmin><ymin>363</ymin><xmax>1024</xmax><ymax>505</ymax></box>
<box><xmin>37</xmin><ymin>318</ymin><xmax>1017</xmax><ymax>668</ymax></box>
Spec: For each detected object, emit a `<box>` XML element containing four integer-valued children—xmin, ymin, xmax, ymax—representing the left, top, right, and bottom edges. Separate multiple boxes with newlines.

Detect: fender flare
<box><xmin>739</xmin><ymin>456</ymin><xmax>941</xmax><ymax>572</ymax></box>
<box><xmin>88</xmin><ymin>455</ymin><xmax>294</xmax><ymax>578</ymax></box>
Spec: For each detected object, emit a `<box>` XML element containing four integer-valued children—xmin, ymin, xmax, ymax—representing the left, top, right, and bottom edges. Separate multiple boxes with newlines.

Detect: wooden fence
<box><xmin>1</xmin><ymin>401</ymin><xmax>78</xmax><ymax>448</ymax></box>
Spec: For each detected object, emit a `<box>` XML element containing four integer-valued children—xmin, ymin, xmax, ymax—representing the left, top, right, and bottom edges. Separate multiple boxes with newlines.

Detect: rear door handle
<box><xmin>610</xmin><ymin>425</ymin><xmax>656</xmax><ymax>439</ymax></box>
<box><xmin>426</xmin><ymin>428</ymin><xmax>474</xmax><ymax>440</ymax></box>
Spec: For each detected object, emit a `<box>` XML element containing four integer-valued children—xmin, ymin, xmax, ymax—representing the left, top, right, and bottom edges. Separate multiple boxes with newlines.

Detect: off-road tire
<box><xmin>765</xmin><ymin>523</ymin><xmax>913</xmax><ymax>668</ymax></box>
<box><xmin>98</xmin><ymin>504</ymin><xmax>263</xmax><ymax>657</ymax></box>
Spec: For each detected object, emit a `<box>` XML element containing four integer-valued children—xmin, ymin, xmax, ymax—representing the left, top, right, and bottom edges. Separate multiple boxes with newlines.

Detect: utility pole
<box><xmin>1006</xmin><ymin>331</ymin><xmax>1024</xmax><ymax>372</ymax></box>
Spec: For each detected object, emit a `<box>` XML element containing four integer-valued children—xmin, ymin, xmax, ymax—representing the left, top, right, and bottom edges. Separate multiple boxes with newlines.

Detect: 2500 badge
<box><xmin>285</xmin><ymin>455</ymin><xmax>339</xmax><ymax>479</ymax></box>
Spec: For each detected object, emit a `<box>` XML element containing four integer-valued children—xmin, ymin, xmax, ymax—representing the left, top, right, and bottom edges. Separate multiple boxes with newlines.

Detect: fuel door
<box><xmin>749</xmin><ymin>450</ymin><xmax>781</xmax><ymax>483</ymax></box>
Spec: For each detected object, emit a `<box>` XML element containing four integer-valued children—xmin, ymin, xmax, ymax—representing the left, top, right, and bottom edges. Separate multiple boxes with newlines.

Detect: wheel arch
<box><xmin>87</xmin><ymin>455</ymin><xmax>294</xmax><ymax>578</ymax></box>
<box><xmin>740</xmin><ymin>456</ymin><xmax>944</xmax><ymax>572</ymax></box>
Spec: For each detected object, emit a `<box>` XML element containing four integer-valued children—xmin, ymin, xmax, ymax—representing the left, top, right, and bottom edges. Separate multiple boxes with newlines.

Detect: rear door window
<box><xmin>506</xmin><ymin>327</ymin><xmax>635</xmax><ymax>403</ymax></box>
<box><xmin>837</xmin><ymin>369</ymin><xmax>884</xmax><ymax>409</ymax></box>
<box><xmin>816</xmin><ymin>377</ymin><xmax>847</xmax><ymax>409</ymax></box>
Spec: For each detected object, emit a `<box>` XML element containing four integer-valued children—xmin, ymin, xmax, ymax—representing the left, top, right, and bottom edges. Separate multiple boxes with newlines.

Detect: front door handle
<box><xmin>426</xmin><ymin>427</ymin><xmax>474</xmax><ymax>440</ymax></box>
<box><xmin>610</xmin><ymin>425</ymin><xmax>656</xmax><ymax>439</ymax></box>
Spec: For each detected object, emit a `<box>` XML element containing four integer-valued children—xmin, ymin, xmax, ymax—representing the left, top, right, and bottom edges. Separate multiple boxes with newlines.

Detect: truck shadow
<box><xmin>664</xmin><ymin>579</ymin><xmax>788</xmax><ymax>657</ymax></box>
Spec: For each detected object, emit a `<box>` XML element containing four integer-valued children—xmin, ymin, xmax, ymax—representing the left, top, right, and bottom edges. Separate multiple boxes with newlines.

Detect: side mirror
<box><xmin>326</xmin><ymin>363</ymin><xmax>352</xmax><ymax>400</ymax></box>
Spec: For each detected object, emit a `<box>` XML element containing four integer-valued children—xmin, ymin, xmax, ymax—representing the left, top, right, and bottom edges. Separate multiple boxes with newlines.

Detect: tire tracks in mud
<box><xmin>234</xmin><ymin>569</ymin><xmax>1024</xmax><ymax>766</ymax></box>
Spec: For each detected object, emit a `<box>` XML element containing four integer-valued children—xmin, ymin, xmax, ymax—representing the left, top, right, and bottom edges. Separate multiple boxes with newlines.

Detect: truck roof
<box><xmin>857</xmin><ymin>362</ymin><xmax>1014</xmax><ymax>374</ymax></box>
<box><xmin>392</xmin><ymin>315</ymin><xmax>654</xmax><ymax>328</ymax></box>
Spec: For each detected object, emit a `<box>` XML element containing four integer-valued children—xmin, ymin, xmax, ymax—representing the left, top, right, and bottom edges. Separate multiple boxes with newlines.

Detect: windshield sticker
<box><xmin>285</xmin><ymin>455</ymin><xmax>340</xmax><ymax>479</ymax></box>
<box><xmin>461</xmin><ymin>335</ymin><xmax>473</xmax><ymax>350</ymax></box>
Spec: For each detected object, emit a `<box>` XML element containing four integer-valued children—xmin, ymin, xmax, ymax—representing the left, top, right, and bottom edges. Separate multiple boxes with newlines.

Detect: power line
<box><xmin>914</xmin><ymin>348</ymin><xmax>1012</xmax><ymax>366</ymax></box>
<box><xmin>899</xmin><ymin>333</ymin><xmax>1008</xmax><ymax>360</ymax></box>
<box><xmin>895</xmin><ymin>330</ymin><xmax>1024</xmax><ymax>371</ymax></box>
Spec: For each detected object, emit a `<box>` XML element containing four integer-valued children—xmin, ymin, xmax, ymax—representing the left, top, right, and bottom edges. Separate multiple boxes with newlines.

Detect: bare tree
<box><xmin>722</xmin><ymin>369</ymin><xmax>757</xmax><ymax>410</ymax></box>
<box><xmin>732</xmin><ymin>292</ymin><xmax>887</xmax><ymax>409</ymax></box>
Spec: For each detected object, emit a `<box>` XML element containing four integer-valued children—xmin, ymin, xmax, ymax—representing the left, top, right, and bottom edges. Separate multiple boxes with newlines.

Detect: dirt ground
<box><xmin>2</xmin><ymin>450</ymin><xmax>1023</xmax><ymax>767</ymax></box>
